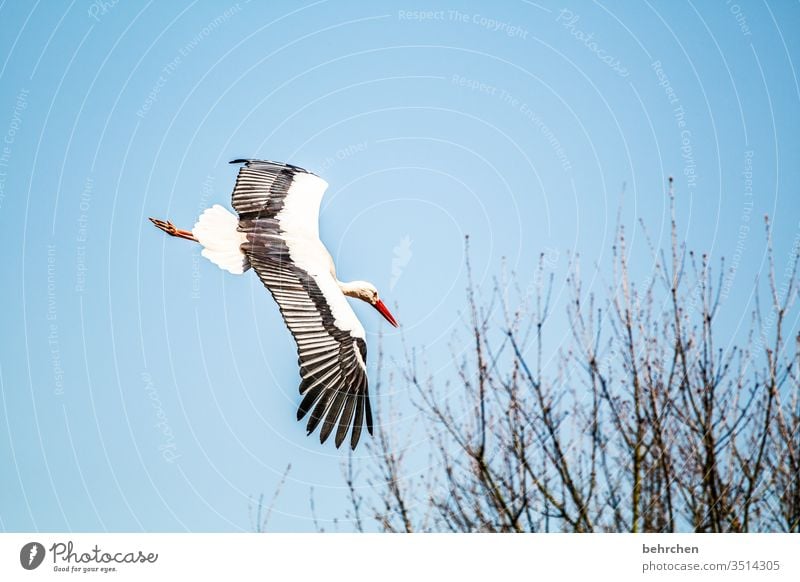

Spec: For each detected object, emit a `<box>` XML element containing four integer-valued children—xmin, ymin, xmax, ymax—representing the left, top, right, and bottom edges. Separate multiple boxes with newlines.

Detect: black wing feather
<box><xmin>230</xmin><ymin>159</ymin><xmax>372</xmax><ymax>449</ymax></box>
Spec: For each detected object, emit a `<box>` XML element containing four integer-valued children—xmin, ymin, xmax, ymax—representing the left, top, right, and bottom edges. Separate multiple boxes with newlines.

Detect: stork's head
<box><xmin>341</xmin><ymin>281</ymin><xmax>399</xmax><ymax>327</ymax></box>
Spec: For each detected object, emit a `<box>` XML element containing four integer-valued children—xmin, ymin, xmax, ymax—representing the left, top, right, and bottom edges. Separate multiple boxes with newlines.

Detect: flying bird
<box><xmin>149</xmin><ymin>159</ymin><xmax>398</xmax><ymax>449</ymax></box>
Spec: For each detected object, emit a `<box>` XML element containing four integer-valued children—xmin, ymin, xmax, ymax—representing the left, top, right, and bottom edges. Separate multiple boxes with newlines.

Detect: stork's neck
<box><xmin>338</xmin><ymin>280</ymin><xmax>376</xmax><ymax>303</ymax></box>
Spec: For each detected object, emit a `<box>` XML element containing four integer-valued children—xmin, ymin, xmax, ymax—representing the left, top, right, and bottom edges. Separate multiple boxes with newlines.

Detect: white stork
<box><xmin>149</xmin><ymin>159</ymin><xmax>398</xmax><ymax>449</ymax></box>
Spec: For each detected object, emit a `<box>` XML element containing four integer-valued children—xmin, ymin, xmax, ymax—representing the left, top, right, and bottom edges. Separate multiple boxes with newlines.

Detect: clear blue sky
<box><xmin>1</xmin><ymin>0</ymin><xmax>798</xmax><ymax>532</ymax></box>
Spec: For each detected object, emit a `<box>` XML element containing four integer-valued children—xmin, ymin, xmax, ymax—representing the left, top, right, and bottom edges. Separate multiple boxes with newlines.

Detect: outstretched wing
<box><xmin>230</xmin><ymin>159</ymin><xmax>372</xmax><ymax>449</ymax></box>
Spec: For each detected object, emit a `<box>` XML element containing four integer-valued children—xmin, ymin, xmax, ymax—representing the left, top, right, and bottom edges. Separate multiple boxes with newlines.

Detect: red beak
<box><xmin>373</xmin><ymin>299</ymin><xmax>399</xmax><ymax>327</ymax></box>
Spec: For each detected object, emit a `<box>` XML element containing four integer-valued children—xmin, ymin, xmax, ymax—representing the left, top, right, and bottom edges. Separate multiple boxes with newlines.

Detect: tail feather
<box><xmin>192</xmin><ymin>204</ymin><xmax>250</xmax><ymax>274</ymax></box>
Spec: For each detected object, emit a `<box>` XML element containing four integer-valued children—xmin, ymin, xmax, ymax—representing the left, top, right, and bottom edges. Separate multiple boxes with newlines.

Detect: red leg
<box><xmin>149</xmin><ymin>217</ymin><xmax>198</xmax><ymax>242</ymax></box>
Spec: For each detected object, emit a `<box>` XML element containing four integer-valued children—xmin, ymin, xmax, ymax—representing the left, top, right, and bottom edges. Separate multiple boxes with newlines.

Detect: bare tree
<box><xmin>249</xmin><ymin>464</ymin><xmax>291</xmax><ymax>532</ymax></box>
<box><xmin>346</xmin><ymin>182</ymin><xmax>800</xmax><ymax>533</ymax></box>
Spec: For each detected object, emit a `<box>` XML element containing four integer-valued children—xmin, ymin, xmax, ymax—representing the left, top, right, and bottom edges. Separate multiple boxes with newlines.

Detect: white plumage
<box><xmin>192</xmin><ymin>204</ymin><xmax>249</xmax><ymax>275</ymax></box>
